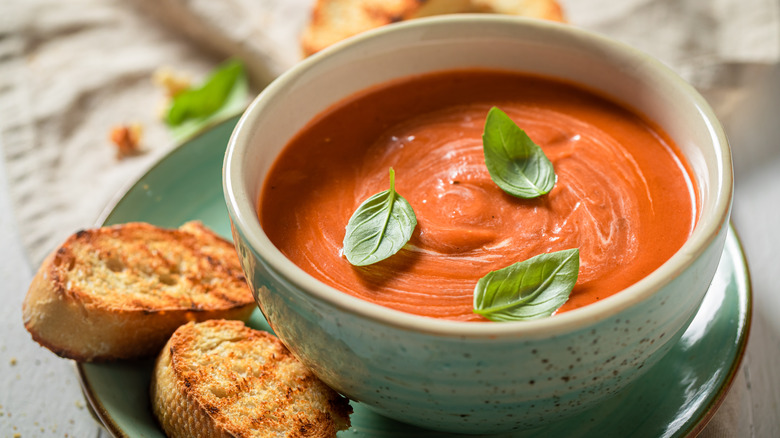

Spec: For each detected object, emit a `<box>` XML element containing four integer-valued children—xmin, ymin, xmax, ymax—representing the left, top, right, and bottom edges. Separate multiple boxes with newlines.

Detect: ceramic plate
<box><xmin>78</xmin><ymin>117</ymin><xmax>751</xmax><ymax>438</ymax></box>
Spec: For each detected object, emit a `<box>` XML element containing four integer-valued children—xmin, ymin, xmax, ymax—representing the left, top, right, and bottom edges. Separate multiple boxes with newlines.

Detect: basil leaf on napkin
<box><xmin>165</xmin><ymin>59</ymin><xmax>249</xmax><ymax>142</ymax></box>
<box><xmin>343</xmin><ymin>168</ymin><xmax>417</xmax><ymax>266</ymax></box>
<box><xmin>474</xmin><ymin>248</ymin><xmax>579</xmax><ymax>321</ymax></box>
<box><xmin>482</xmin><ymin>107</ymin><xmax>556</xmax><ymax>198</ymax></box>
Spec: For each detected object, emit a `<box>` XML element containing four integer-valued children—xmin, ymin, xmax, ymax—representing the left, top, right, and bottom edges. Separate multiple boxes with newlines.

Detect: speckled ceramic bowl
<box><xmin>223</xmin><ymin>16</ymin><xmax>732</xmax><ymax>434</ymax></box>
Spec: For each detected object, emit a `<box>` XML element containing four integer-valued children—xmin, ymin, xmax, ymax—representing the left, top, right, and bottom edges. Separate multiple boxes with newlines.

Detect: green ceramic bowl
<box><xmin>223</xmin><ymin>16</ymin><xmax>733</xmax><ymax>434</ymax></box>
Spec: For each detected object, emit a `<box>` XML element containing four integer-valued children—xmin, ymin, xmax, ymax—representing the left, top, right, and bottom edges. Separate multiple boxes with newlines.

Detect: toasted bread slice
<box><xmin>301</xmin><ymin>0</ymin><xmax>565</xmax><ymax>55</ymax></box>
<box><xmin>151</xmin><ymin>319</ymin><xmax>352</xmax><ymax>438</ymax></box>
<box><xmin>22</xmin><ymin>221</ymin><xmax>255</xmax><ymax>362</ymax></box>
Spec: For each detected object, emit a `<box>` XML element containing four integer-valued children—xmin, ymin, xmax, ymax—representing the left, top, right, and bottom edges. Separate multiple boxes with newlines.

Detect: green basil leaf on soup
<box><xmin>165</xmin><ymin>59</ymin><xmax>249</xmax><ymax>142</ymax></box>
<box><xmin>343</xmin><ymin>168</ymin><xmax>417</xmax><ymax>266</ymax></box>
<box><xmin>482</xmin><ymin>106</ymin><xmax>556</xmax><ymax>198</ymax></box>
<box><xmin>474</xmin><ymin>248</ymin><xmax>579</xmax><ymax>321</ymax></box>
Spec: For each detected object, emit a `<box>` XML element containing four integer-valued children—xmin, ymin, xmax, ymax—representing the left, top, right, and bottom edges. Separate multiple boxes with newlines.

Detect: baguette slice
<box><xmin>151</xmin><ymin>320</ymin><xmax>352</xmax><ymax>438</ymax></box>
<box><xmin>301</xmin><ymin>0</ymin><xmax>566</xmax><ymax>56</ymax></box>
<box><xmin>22</xmin><ymin>221</ymin><xmax>255</xmax><ymax>362</ymax></box>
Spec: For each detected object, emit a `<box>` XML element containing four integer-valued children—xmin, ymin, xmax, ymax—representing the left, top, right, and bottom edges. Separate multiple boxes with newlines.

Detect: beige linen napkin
<box><xmin>1</xmin><ymin>0</ymin><xmax>224</xmax><ymax>264</ymax></box>
<box><xmin>0</xmin><ymin>0</ymin><xmax>776</xmax><ymax>436</ymax></box>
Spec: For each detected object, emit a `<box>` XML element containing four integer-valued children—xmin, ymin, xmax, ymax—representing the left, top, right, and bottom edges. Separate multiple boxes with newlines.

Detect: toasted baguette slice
<box><xmin>22</xmin><ymin>221</ymin><xmax>255</xmax><ymax>362</ymax></box>
<box><xmin>301</xmin><ymin>0</ymin><xmax>565</xmax><ymax>55</ymax></box>
<box><xmin>151</xmin><ymin>320</ymin><xmax>352</xmax><ymax>438</ymax></box>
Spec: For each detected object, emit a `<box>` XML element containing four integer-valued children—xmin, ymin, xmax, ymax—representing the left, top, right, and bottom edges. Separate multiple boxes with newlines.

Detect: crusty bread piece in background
<box><xmin>22</xmin><ymin>221</ymin><xmax>255</xmax><ymax>362</ymax></box>
<box><xmin>151</xmin><ymin>319</ymin><xmax>352</xmax><ymax>438</ymax></box>
<box><xmin>301</xmin><ymin>0</ymin><xmax>565</xmax><ymax>55</ymax></box>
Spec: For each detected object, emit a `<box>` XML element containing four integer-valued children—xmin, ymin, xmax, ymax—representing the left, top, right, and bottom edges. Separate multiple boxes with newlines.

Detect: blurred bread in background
<box><xmin>301</xmin><ymin>0</ymin><xmax>566</xmax><ymax>56</ymax></box>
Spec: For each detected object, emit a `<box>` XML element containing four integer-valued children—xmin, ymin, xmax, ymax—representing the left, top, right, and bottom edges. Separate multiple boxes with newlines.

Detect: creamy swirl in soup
<box><xmin>259</xmin><ymin>70</ymin><xmax>697</xmax><ymax>321</ymax></box>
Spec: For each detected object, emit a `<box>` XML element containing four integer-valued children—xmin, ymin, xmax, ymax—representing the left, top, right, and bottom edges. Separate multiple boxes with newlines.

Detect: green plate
<box><xmin>78</xmin><ymin>117</ymin><xmax>751</xmax><ymax>438</ymax></box>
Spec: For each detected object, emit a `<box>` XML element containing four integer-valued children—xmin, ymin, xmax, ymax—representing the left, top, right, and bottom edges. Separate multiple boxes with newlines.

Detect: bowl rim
<box><xmin>223</xmin><ymin>14</ymin><xmax>733</xmax><ymax>339</ymax></box>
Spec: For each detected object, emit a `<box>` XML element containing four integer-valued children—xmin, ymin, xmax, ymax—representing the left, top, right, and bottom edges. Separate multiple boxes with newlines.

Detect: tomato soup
<box><xmin>259</xmin><ymin>70</ymin><xmax>697</xmax><ymax>322</ymax></box>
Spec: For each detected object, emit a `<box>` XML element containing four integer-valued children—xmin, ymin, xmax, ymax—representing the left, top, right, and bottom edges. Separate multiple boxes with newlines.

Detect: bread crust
<box><xmin>301</xmin><ymin>0</ymin><xmax>566</xmax><ymax>55</ymax></box>
<box><xmin>150</xmin><ymin>320</ymin><xmax>352</xmax><ymax>438</ymax></box>
<box><xmin>22</xmin><ymin>222</ymin><xmax>256</xmax><ymax>362</ymax></box>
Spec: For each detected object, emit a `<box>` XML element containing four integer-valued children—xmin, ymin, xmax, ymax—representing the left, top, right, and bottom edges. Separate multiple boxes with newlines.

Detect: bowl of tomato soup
<box><xmin>224</xmin><ymin>15</ymin><xmax>732</xmax><ymax>433</ymax></box>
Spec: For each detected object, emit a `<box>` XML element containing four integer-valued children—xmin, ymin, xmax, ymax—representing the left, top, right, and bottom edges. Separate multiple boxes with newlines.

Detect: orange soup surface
<box><xmin>259</xmin><ymin>70</ymin><xmax>697</xmax><ymax>322</ymax></box>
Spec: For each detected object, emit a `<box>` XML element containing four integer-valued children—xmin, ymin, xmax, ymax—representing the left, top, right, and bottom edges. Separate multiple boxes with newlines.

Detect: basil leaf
<box><xmin>166</xmin><ymin>59</ymin><xmax>249</xmax><ymax>142</ymax></box>
<box><xmin>482</xmin><ymin>107</ymin><xmax>556</xmax><ymax>198</ymax></box>
<box><xmin>474</xmin><ymin>248</ymin><xmax>579</xmax><ymax>321</ymax></box>
<box><xmin>343</xmin><ymin>168</ymin><xmax>417</xmax><ymax>266</ymax></box>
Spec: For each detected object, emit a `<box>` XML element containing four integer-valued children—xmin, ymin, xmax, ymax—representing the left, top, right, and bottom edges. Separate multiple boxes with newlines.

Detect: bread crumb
<box><xmin>109</xmin><ymin>123</ymin><xmax>144</xmax><ymax>159</ymax></box>
<box><xmin>153</xmin><ymin>67</ymin><xmax>193</xmax><ymax>120</ymax></box>
<box><xmin>74</xmin><ymin>400</ymin><xmax>84</xmax><ymax>409</ymax></box>
<box><xmin>9</xmin><ymin>357</ymin><xmax>17</xmax><ymax>366</ymax></box>
<box><xmin>153</xmin><ymin>67</ymin><xmax>192</xmax><ymax>98</ymax></box>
